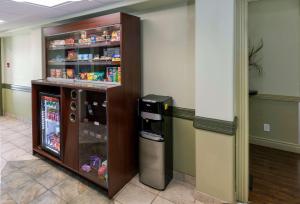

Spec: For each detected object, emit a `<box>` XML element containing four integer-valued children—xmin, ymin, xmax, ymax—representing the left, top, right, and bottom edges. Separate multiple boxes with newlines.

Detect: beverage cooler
<box><xmin>40</xmin><ymin>93</ymin><xmax>61</xmax><ymax>158</ymax></box>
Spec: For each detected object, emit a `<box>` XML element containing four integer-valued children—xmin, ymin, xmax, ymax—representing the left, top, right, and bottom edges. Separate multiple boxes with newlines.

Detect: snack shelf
<box><xmin>48</xmin><ymin>61</ymin><xmax>120</xmax><ymax>66</ymax></box>
<box><xmin>46</xmin><ymin>77</ymin><xmax>121</xmax><ymax>85</ymax></box>
<box><xmin>48</xmin><ymin>41</ymin><xmax>120</xmax><ymax>50</ymax></box>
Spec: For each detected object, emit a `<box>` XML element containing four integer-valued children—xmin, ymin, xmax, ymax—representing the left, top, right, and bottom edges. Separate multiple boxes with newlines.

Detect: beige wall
<box><xmin>250</xmin><ymin>97</ymin><xmax>300</xmax><ymax>153</ymax></box>
<box><xmin>250</xmin><ymin>98</ymin><xmax>298</xmax><ymax>144</ymax></box>
<box><xmin>248</xmin><ymin>0</ymin><xmax>300</xmax><ymax>97</ymax></box>
<box><xmin>2</xmin><ymin>89</ymin><xmax>31</xmax><ymax>121</ymax></box>
<box><xmin>138</xmin><ymin>2</ymin><xmax>195</xmax><ymax>109</ymax></box>
<box><xmin>1</xmin><ymin>28</ymin><xmax>43</xmax><ymax>86</ymax></box>
<box><xmin>195</xmin><ymin>130</ymin><xmax>235</xmax><ymax>202</ymax></box>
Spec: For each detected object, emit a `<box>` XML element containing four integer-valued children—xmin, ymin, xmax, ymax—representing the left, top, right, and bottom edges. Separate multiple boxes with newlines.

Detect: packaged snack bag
<box><xmin>118</xmin><ymin>67</ymin><xmax>121</xmax><ymax>83</ymax></box>
<box><xmin>50</xmin><ymin>69</ymin><xmax>56</xmax><ymax>77</ymax></box>
<box><xmin>66</xmin><ymin>69</ymin><xmax>74</xmax><ymax>79</ymax></box>
<box><xmin>56</xmin><ymin>69</ymin><xmax>62</xmax><ymax>78</ymax></box>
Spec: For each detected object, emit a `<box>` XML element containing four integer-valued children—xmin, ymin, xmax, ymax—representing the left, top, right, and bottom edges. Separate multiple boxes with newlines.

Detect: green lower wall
<box><xmin>1</xmin><ymin>88</ymin><xmax>196</xmax><ymax>176</ymax></box>
<box><xmin>250</xmin><ymin>97</ymin><xmax>299</xmax><ymax>144</ymax></box>
<box><xmin>2</xmin><ymin>88</ymin><xmax>32</xmax><ymax>120</ymax></box>
<box><xmin>173</xmin><ymin>117</ymin><xmax>195</xmax><ymax>176</ymax></box>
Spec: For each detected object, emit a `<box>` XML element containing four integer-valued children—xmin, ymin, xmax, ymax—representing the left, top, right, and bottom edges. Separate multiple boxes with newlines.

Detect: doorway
<box><xmin>236</xmin><ymin>0</ymin><xmax>300</xmax><ymax>203</ymax></box>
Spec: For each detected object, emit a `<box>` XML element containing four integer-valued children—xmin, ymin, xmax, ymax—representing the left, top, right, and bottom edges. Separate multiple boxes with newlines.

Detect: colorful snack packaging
<box><xmin>66</xmin><ymin>69</ymin><xmax>74</xmax><ymax>79</ymax></box>
<box><xmin>50</xmin><ymin>69</ymin><xmax>56</xmax><ymax>77</ymax></box>
<box><xmin>55</xmin><ymin>69</ymin><xmax>62</xmax><ymax>78</ymax></box>
<box><xmin>118</xmin><ymin>67</ymin><xmax>121</xmax><ymax>83</ymax></box>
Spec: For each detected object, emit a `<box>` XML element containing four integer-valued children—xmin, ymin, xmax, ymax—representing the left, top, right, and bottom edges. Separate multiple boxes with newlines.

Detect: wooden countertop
<box><xmin>32</xmin><ymin>79</ymin><xmax>121</xmax><ymax>92</ymax></box>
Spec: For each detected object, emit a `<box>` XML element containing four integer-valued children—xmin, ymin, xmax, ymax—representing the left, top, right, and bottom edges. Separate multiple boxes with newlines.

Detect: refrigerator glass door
<box><xmin>40</xmin><ymin>93</ymin><xmax>61</xmax><ymax>158</ymax></box>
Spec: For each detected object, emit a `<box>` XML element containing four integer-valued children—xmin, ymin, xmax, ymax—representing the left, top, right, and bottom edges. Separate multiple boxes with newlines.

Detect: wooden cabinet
<box><xmin>32</xmin><ymin>12</ymin><xmax>140</xmax><ymax>198</ymax></box>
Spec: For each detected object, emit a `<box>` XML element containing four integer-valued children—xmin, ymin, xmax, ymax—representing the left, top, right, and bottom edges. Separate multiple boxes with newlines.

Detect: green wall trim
<box><xmin>193</xmin><ymin>116</ymin><xmax>237</xmax><ymax>136</ymax></box>
<box><xmin>2</xmin><ymin>83</ymin><xmax>31</xmax><ymax>93</ymax></box>
<box><xmin>173</xmin><ymin>107</ymin><xmax>195</xmax><ymax>120</ymax></box>
<box><xmin>251</xmin><ymin>94</ymin><xmax>300</xmax><ymax>102</ymax></box>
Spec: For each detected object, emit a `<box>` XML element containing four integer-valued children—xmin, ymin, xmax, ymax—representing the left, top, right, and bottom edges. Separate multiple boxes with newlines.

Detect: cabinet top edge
<box><xmin>32</xmin><ymin>79</ymin><xmax>121</xmax><ymax>92</ymax></box>
<box><xmin>43</xmin><ymin>12</ymin><xmax>140</xmax><ymax>36</ymax></box>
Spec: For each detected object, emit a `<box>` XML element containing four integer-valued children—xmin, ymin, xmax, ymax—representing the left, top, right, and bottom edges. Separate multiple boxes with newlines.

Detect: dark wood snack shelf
<box><xmin>32</xmin><ymin>12</ymin><xmax>141</xmax><ymax>198</ymax></box>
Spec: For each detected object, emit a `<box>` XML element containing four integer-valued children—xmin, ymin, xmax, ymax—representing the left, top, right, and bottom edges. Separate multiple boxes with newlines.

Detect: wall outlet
<box><xmin>264</xmin><ymin>123</ymin><xmax>271</xmax><ymax>132</ymax></box>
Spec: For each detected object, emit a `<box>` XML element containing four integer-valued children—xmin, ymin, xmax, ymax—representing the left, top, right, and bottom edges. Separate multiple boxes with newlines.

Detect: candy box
<box><xmin>90</xmin><ymin>156</ymin><xmax>101</xmax><ymax>169</ymax></box>
<box><xmin>65</xmin><ymin>38</ymin><xmax>75</xmax><ymax>45</ymax></box>
<box><xmin>67</xmin><ymin>50</ymin><xmax>77</xmax><ymax>61</ymax></box>
<box><xmin>50</xmin><ymin>69</ymin><xmax>56</xmax><ymax>77</ymax></box>
<box><xmin>94</xmin><ymin>71</ymin><xmax>105</xmax><ymax>81</ymax></box>
<box><xmin>81</xmin><ymin>164</ymin><xmax>91</xmax><ymax>172</ymax></box>
<box><xmin>90</xmin><ymin>35</ymin><xmax>97</xmax><ymax>44</ymax></box>
<box><xmin>80</xmin><ymin>72</ymin><xmax>88</xmax><ymax>80</ymax></box>
<box><xmin>55</xmin><ymin>69</ymin><xmax>62</xmax><ymax>78</ymax></box>
<box><xmin>87</xmin><ymin>72</ymin><xmax>94</xmax><ymax>81</ymax></box>
<box><xmin>66</xmin><ymin>69</ymin><xmax>74</xmax><ymax>79</ymax></box>
<box><xmin>106</xmin><ymin>67</ymin><xmax>118</xmax><ymax>82</ymax></box>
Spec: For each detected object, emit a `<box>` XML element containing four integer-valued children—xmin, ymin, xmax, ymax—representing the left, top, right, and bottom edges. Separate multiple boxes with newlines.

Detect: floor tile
<box><xmin>9</xmin><ymin>159</ymin><xmax>39</xmax><ymax>169</ymax></box>
<box><xmin>50</xmin><ymin>178</ymin><xmax>88</xmax><ymax>202</ymax></box>
<box><xmin>1</xmin><ymin>162</ymin><xmax>20</xmax><ymax>177</ymax></box>
<box><xmin>14</xmin><ymin>153</ymin><xmax>38</xmax><ymax>161</ymax></box>
<box><xmin>30</xmin><ymin>190</ymin><xmax>66</xmax><ymax>204</ymax></box>
<box><xmin>129</xmin><ymin>174</ymin><xmax>160</xmax><ymax>195</ymax></box>
<box><xmin>152</xmin><ymin>196</ymin><xmax>174</xmax><ymax>204</ymax></box>
<box><xmin>159</xmin><ymin>180</ymin><xmax>195</xmax><ymax>204</ymax></box>
<box><xmin>0</xmin><ymin>193</ymin><xmax>17</xmax><ymax>204</ymax></box>
<box><xmin>0</xmin><ymin>130</ymin><xmax>17</xmax><ymax>138</ymax></box>
<box><xmin>4</xmin><ymin>133</ymin><xmax>27</xmax><ymax>142</ymax></box>
<box><xmin>11</xmin><ymin>124</ymin><xmax>31</xmax><ymax>132</ymax></box>
<box><xmin>9</xmin><ymin>179</ymin><xmax>47</xmax><ymax>204</ymax></box>
<box><xmin>0</xmin><ymin>159</ymin><xmax>7</xmax><ymax>177</ymax></box>
<box><xmin>10</xmin><ymin>137</ymin><xmax>31</xmax><ymax>147</ymax></box>
<box><xmin>2</xmin><ymin>148</ymin><xmax>29</xmax><ymax>161</ymax></box>
<box><xmin>19</xmin><ymin>142</ymin><xmax>33</xmax><ymax>153</ymax></box>
<box><xmin>36</xmin><ymin>168</ymin><xmax>69</xmax><ymax>189</ymax></box>
<box><xmin>1</xmin><ymin>143</ymin><xmax>18</xmax><ymax>154</ymax></box>
<box><xmin>1</xmin><ymin>171</ymin><xmax>33</xmax><ymax>194</ymax></box>
<box><xmin>115</xmin><ymin>183</ymin><xmax>156</xmax><ymax>204</ymax></box>
<box><xmin>20</xmin><ymin>160</ymin><xmax>53</xmax><ymax>178</ymax></box>
<box><xmin>69</xmin><ymin>188</ymin><xmax>111</xmax><ymax>204</ymax></box>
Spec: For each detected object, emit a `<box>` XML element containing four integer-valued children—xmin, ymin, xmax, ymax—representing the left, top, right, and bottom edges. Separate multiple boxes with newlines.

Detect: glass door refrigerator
<box><xmin>40</xmin><ymin>93</ymin><xmax>61</xmax><ymax>158</ymax></box>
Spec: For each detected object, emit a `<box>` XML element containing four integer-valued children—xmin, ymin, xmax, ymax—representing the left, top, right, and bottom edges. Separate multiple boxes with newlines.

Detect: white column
<box><xmin>195</xmin><ymin>0</ymin><xmax>236</xmax><ymax>202</ymax></box>
<box><xmin>195</xmin><ymin>0</ymin><xmax>235</xmax><ymax>121</ymax></box>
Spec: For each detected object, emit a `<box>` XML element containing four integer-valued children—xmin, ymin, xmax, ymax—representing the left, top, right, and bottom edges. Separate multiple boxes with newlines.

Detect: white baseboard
<box><xmin>250</xmin><ymin>136</ymin><xmax>300</xmax><ymax>154</ymax></box>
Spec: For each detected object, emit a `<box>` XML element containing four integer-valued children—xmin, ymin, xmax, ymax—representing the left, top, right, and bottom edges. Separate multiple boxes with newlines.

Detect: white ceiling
<box><xmin>0</xmin><ymin>0</ymin><xmax>124</xmax><ymax>32</ymax></box>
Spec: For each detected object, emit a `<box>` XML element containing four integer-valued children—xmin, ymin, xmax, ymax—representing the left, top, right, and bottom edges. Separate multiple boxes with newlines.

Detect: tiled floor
<box><xmin>0</xmin><ymin>116</ymin><xmax>203</xmax><ymax>204</ymax></box>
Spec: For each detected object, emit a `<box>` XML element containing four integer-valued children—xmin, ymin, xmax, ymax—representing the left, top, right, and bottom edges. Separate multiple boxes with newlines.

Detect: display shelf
<box><xmin>48</xmin><ymin>61</ymin><xmax>120</xmax><ymax>66</ymax></box>
<box><xmin>48</xmin><ymin>41</ymin><xmax>120</xmax><ymax>50</ymax></box>
<box><xmin>79</xmin><ymin>168</ymin><xmax>108</xmax><ymax>188</ymax></box>
<box><xmin>46</xmin><ymin>78</ymin><xmax>120</xmax><ymax>85</ymax></box>
<box><xmin>33</xmin><ymin>12</ymin><xmax>141</xmax><ymax>198</ymax></box>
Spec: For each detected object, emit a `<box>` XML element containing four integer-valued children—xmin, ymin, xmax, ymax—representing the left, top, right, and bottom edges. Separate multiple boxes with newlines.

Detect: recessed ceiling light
<box><xmin>12</xmin><ymin>0</ymin><xmax>82</xmax><ymax>7</ymax></box>
<box><xmin>0</xmin><ymin>20</ymin><xmax>6</xmax><ymax>24</ymax></box>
